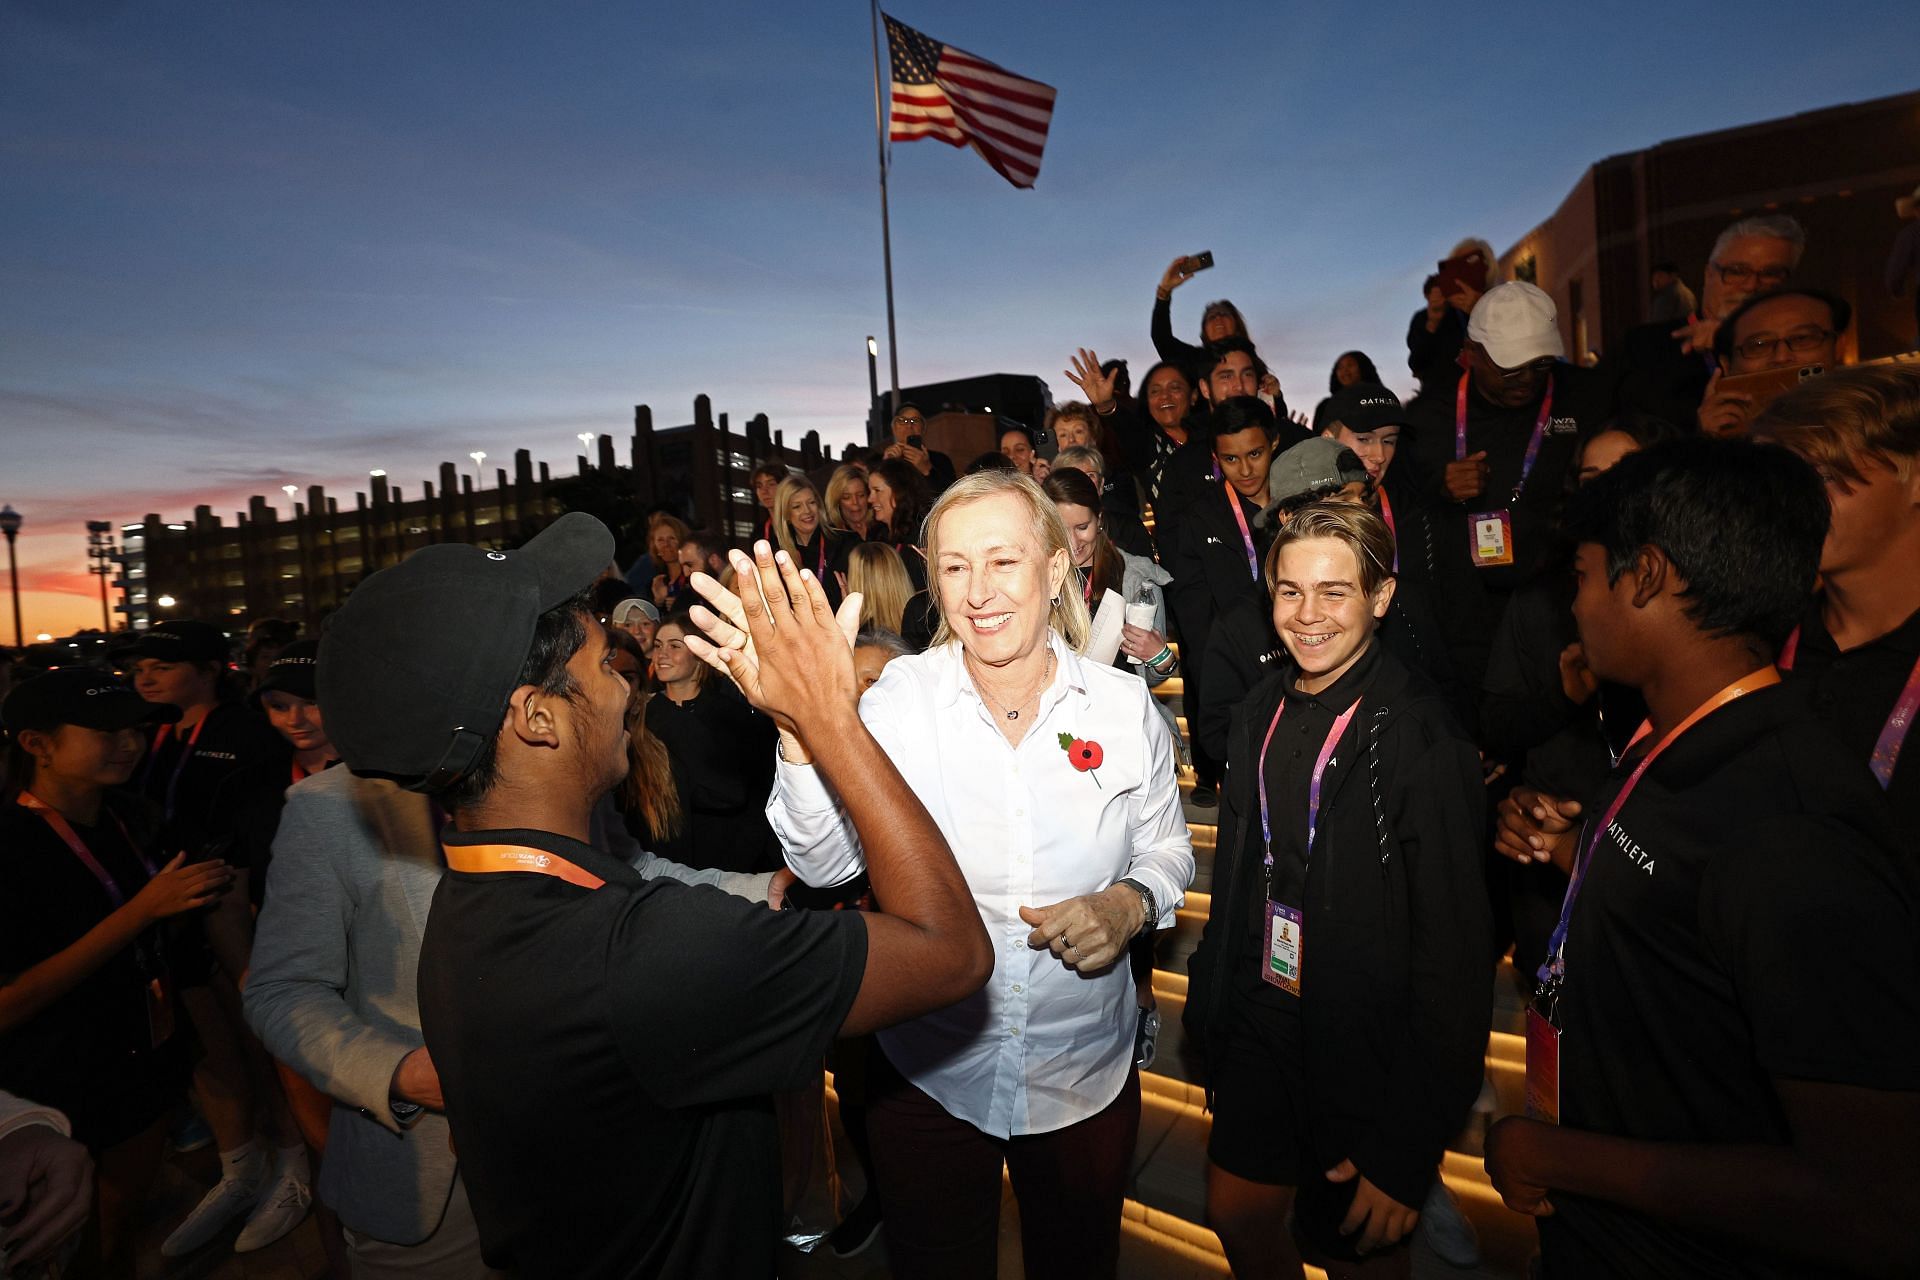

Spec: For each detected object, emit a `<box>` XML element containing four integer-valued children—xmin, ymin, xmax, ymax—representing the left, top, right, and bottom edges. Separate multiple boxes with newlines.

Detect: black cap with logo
<box><xmin>127</xmin><ymin>620</ymin><xmax>231</xmax><ymax>663</ymax></box>
<box><xmin>1322</xmin><ymin>383</ymin><xmax>1412</xmax><ymax>436</ymax></box>
<box><xmin>317</xmin><ymin>513</ymin><xmax>614</xmax><ymax>791</ymax></box>
<box><xmin>250</xmin><ymin>638</ymin><xmax>321</xmax><ymax>706</ymax></box>
<box><xmin>3</xmin><ymin>668</ymin><xmax>182</xmax><ymax>734</ymax></box>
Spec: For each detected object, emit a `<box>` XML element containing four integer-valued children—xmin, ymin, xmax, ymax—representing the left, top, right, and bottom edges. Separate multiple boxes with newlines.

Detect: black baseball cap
<box><xmin>250</xmin><ymin>638</ymin><xmax>320</xmax><ymax>706</ymax></box>
<box><xmin>128</xmin><ymin>620</ymin><xmax>230</xmax><ymax>663</ymax></box>
<box><xmin>3</xmin><ymin>668</ymin><xmax>182</xmax><ymax>734</ymax></box>
<box><xmin>1322</xmin><ymin>383</ymin><xmax>1412</xmax><ymax>435</ymax></box>
<box><xmin>317</xmin><ymin>513</ymin><xmax>613</xmax><ymax>791</ymax></box>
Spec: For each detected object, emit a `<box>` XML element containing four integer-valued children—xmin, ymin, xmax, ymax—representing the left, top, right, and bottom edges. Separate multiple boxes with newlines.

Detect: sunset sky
<box><xmin>5</xmin><ymin>0</ymin><xmax>1917</xmax><ymax>638</ymax></box>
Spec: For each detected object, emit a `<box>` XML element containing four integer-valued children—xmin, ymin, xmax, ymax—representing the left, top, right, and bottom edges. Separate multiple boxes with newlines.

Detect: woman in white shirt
<box><xmin>750</xmin><ymin>470</ymin><xmax>1194</xmax><ymax>1278</ymax></box>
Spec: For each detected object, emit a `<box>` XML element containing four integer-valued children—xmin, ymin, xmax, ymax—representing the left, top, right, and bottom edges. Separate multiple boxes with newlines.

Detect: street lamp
<box><xmin>156</xmin><ymin>594</ymin><xmax>176</xmax><ymax>609</ymax></box>
<box><xmin>577</xmin><ymin>432</ymin><xmax>594</xmax><ymax>452</ymax></box>
<box><xmin>87</xmin><ymin>520</ymin><xmax>118</xmax><ymax>632</ymax></box>
<box><xmin>0</xmin><ymin>504</ymin><xmax>22</xmax><ymax>648</ymax></box>
<box><xmin>865</xmin><ymin>337</ymin><xmax>880</xmax><ymax>439</ymax></box>
<box><xmin>369</xmin><ymin>468</ymin><xmax>386</xmax><ymax>478</ymax></box>
<box><xmin>469</xmin><ymin>451</ymin><xmax>487</xmax><ymax>487</ymax></box>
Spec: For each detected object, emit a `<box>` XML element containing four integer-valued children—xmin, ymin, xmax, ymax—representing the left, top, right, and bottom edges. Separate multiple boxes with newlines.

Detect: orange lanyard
<box><xmin>442</xmin><ymin>842</ymin><xmax>606</xmax><ymax>890</ymax></box>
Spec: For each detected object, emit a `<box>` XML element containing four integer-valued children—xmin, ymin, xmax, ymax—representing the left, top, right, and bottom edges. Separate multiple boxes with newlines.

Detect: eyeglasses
<box><xmin>892</xmin><ymin>414</ymin><xmax>924</xmax><ymax>426</ymax></box>
<box><xmin>1712</xmin><ymin>261</ymin><xmax>1792</xmax><ymax>290</ymax></box>
<box><xmin>1733</xmin><ymin>328</ymin><xmax>1833</xmax><ymax>362</ymax></box>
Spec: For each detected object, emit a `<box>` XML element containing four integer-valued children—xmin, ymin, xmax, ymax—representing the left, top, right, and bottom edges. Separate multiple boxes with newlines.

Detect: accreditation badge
<box><xmin>1470</xmin><ymin>509</ymin><xmax>1516</xmax><ymax>568</ymax></box>
<box><xmin>1525</xmin><ymin>1002</ymin><xmax>1561</xmax><ymax>1124</ymax></box>
<box><xmin>147</xmin><ymin>976</ymin><xmax>176</xmax><ymax>1049</ymax></box>
<box><xmin>1261</xmin><ymin>902</ymin><xmax>1304</xmax><ymax>995</ymax></box>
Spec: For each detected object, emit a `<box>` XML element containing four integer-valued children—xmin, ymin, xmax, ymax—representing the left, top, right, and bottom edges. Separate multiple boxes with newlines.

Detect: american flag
<box><xmin>884</xmin><ymin>13</ymin><xmax>1056</xmax><ymax>190</ymax></box>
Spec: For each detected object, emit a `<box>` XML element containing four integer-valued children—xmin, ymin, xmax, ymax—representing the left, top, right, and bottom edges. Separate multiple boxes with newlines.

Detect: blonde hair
<box><xmin>823</xmin><ymin>463</ymin><xmax>870</xmax><ymax>533</ymax></box>
<box><xmin>1752</xmin><ymin>364</ymin><xmax>1920</xmax><ymax>486</ymax></box>
<box><xmin>771</xmin><ymin>476</ymin><xmax>825</xmax><ymax>563</ymax></box>
<box><xmin>847</xmin><ymin>542</ymin><xmax>913</xmax><ymax>634</ymax></box>
<box><xmin>1264</xmin><ymin>500</ymin><xmax>1397</xmax><ymax>597</ymax></box>
<box><xmin>923</xmin><ymin>471</ymin><xmax>1090</xmax><ymax>651</ymax></box>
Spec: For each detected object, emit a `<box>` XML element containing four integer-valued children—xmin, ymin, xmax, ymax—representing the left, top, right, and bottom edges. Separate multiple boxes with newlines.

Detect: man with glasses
<box><xmin>1405</xmin><ymin>282</ymin><xmax>1609</xmax><ymax>683</ymax></box>
<box><xmin>879</xmin><ymin>403</ymin><xmax>957</xmax><ymax>495</ymax></box>
<box><xmin>1699</xmin><ymin>288</ymin><xmax>1851</xmax><ymax>437</ymax></box>
<box><xmin>1611</xmin><ymin>214</ymin><xmax>1806</xmax><ymax>430</ymax></box>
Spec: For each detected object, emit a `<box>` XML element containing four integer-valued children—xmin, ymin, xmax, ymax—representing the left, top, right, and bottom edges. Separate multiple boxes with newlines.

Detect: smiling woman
<box><xmin>761</xmin><ymin>470</ymin><xmax>1193</xmax><ymax>1278</ymax></box>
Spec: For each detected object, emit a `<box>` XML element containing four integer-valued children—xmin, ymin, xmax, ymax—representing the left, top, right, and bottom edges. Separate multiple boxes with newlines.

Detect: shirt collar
<box><xmin>1284</xmin><ymin>638</ymin><xmax>1382</xmax><ymax>711</ymax></box>
<box><xmin>1803</xmin><ymin>596</ymin><xmax>1920</xmax><ymax>659</ymax></box>
<box><xmin>935</xmin><ymin>630</ymin><xmax>1091</xmax><ymax>714</ymax></box>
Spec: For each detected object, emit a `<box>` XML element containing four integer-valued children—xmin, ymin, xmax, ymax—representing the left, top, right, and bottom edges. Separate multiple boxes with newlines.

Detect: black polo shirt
<box><xmin>1784</xmin><ymin>601</ymin><xmax>1920</xmax><ymax>846</ymax></box>
<box><xmin>139</xmin><ymin>700</ymin><xmax>286</xmax><ymax>860</ymax></box>
<box><xmin>0</xmin><ymin>797</ymin><xmax>186</xmax><ymax>1150</ymax></box>
<box><xmin>416</xmin><ymin>826</ymin><xmax>867</xmax><ymax>1279</ymax></box>
<box><xmin>1540</xmin><ymin>683</ymin><xmax>1920</xmax><ymax>1278</ymax></box>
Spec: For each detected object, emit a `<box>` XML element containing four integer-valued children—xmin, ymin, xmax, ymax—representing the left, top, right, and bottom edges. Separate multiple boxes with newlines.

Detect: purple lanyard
<box><xmin>1456</xmin><ymin>374</ymin><xmax>1555</xmax><ymax>504</ymax></box>
<box><xmin>18</xmin><ymin>793</ymin><xmax>155</xmax><ymax>909</ymax></box>
<box><xmin>1224</xmin><ymin>482</ymin><xmax>1261</xmax><ymax>584</ymax></box>
<box><xmin>1256</xmin><ymin>695</ymin><xmax>1362</xmax><ymax>876</ymax></box>
<box><xmin>142</xmin><ymin>713</ymin><xmax>210</xmax><ymax>823</ymax></box>
<box><xmin>1779</xmin><ymin>625</ymin><xmax>1920</xmax><ymax>790</ymax></box>
<box><xmin>1378</xmin><ymin>487</ymin><xmax>1400</xmax><ymax>574</ymax></box>
<box><xmin>1538</xmin><ymin>669</ymin><xmax>1781</xmax><ymax>987</ymax></box>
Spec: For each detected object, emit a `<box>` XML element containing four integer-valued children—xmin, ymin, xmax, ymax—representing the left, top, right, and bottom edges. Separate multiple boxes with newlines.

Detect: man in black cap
<box><xmin>318</xmin><ymin>514</ymin><xmax>990</xmax><ymax>1278</ymax></box>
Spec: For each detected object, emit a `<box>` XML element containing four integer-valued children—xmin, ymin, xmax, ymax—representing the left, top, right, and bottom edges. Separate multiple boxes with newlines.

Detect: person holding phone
<box><xmin>1151</xmin><ymin>253</ymin><xmax>1244</xmax><ymax>371</ymax></box>
<box><xmin>879</xmin><ymin>403</ymin><xmax>956</xmax><ymax>496</ymax></box>
<box><xmin>1697</xmin><ymin>287</ymin><xmax>1849</xmax><ymax>437</ymax></box>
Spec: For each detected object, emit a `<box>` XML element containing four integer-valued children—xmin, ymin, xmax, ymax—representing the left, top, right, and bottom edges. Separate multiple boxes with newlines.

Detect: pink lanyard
<box><xmin>1456</xmin><ymin>374</ymin><xmax>1555</xmax><ymax>504</ymax></box>
<box><xmin>1256</xmin><ymin>695</ymin><xmax>1363</xmax><ymax>878</ymax></box>
<box><xmin>1224</xmin><ymin>482</ymin><xmax>1261</xmax><ymax>584</ymax></box>
<box><xmin>18</xmin><ymin>793</ymin><xmax>154</xmax><ymax>910</ymax></box>
<box><xmin>1538</xmin><ymin>668</ymin><xmax>1781</xmax><ymax>986</ymax></box>
<box><xmin>1378</xmin><ymin>487</ymin><xmax>1399</xmax><ymax>573</ymax></box>
<box><xmin>1779</xmin><ymin>626</ymin><xmax>1920</xmax><ymax>790</ymax></box>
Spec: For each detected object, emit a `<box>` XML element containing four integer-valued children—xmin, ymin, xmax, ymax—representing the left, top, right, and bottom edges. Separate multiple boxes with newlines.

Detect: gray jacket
<box><xmin>244</xmin><ymin>767</ymin><xmax>767</xmax><ymax>1244</ymax></box>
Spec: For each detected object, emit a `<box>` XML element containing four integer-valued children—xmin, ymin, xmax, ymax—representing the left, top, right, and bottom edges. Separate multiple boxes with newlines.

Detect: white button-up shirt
<box><xmin>768</xmin><ymin>633</ymin><xmax>1193</xmax><ymax>1137</ymax></box>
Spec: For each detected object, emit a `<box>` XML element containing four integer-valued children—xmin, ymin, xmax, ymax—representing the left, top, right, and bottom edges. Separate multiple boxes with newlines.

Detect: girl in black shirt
<box><xmin>0</xmin><ymin>670</ymin><xmax>226</xmax><ymax>1267</ymax></box>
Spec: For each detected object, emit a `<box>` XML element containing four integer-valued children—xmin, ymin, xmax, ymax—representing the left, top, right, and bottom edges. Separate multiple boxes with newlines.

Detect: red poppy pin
<box><xmin>1058</xmin><ymin>732</ymin><xmax>1104</xmax><ymax>788</ymax></box>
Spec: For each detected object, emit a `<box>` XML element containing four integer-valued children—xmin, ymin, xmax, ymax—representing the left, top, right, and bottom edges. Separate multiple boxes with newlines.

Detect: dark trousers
<box><xmin>865</xmin><ymin>1046</ymin><xmax>1141</xmax><ymax>1279</ymax></box>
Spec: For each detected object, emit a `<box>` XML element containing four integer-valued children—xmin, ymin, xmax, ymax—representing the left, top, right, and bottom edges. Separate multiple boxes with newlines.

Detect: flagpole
<box><xmin>869</xmin><ymin>0</ymin><xmax>902</xmax><ymax>420</ymax></box>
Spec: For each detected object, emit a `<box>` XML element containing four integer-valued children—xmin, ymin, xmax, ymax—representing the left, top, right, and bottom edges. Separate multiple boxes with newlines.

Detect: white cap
<box><xmin>611</xmin><ymin>598</ymin><xmax>660</xmax><ymax>625</ymax></box>
<box><xmin>1467</xmin><ymin>281</ymin><xmax>1565</xmax><ymax>369</ymax></box>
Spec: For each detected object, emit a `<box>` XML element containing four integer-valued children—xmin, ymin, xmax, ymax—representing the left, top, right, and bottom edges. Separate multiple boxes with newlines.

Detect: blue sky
<box><xmin>4</xmin><ymin>0</ymin><xmax>1917</xmax><ymax>634</ymax></box>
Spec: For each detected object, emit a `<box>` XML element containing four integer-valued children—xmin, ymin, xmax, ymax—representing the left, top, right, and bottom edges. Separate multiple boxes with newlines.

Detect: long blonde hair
<box><xmin>771</xmin><ymin>476</ymin><xmax>825</xmax><ymax>563</ymax></box>
<box><xmin>607</xmin><ymin>629</ymin><xmax>683</xmax><ymax>840</ymax></box>
<box><xmin>923</xmin><ymin>471</ymin><xmax>1089</xmax><ymax>651</ymax></box>
<box><xmin>823</xmin><ymin>463</ymin><xmax>870</xmax><ymax>534</ymax></box>
<box><xmin>847</xmin><ymin>541</ymin><xmax>913</xmax><ymax>634</ymax></box>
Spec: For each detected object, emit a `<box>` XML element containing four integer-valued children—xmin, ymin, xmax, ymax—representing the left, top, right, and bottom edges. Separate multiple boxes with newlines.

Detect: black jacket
<box><xmin>1602</xmin><ymin>319</ymin><xmax>1711</xmax><ymax>433</ymax></box>
<box><xmin>1184</xmin><ymin>646</ymin><xmax>1493</xmax><ymax>1209</ymax></box>
<box><xmin>1165</xmin><ymin>483</ymin><xmax>1272</xmax><ymax>666</ymax></box>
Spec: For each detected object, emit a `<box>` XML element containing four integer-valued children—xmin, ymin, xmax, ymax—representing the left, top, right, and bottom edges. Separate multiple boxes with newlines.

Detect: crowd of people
<box><xmin>1</xmin><ymin>214</ymin><xmax>1917</xmax><ymax>1280</ymax></box>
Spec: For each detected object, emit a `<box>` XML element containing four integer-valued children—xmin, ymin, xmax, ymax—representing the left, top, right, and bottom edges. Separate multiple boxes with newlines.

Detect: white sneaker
<box><xmin>1421</xmin><ymin>1178</ymin><xmax>1481</xmax><ymax>1268</ymax></box>
<box><xmin>161</xmin><ymin>1174</ymin><xmax>263</xmax><ymax>1257</ymax></box>
<box><xmin>233</xmin><ymin>1172</ymin><xmax>312</xmax><ymax>1253</ymax></box>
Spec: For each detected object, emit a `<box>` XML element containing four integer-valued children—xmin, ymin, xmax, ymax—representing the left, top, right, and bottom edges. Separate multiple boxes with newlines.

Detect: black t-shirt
<box><xmin>644</xmin><ymin>683</ymin><xmax>782</xmax><ymax>873</ymax></box>
<box><xmin>1784</xmin><ymin>600</ymin><xmax>1920</xmax><ymax>846</ymax></box>
<box><xmin>138</xmin><ymin>701</ymin><xmax>287</xmax><ymax>860</ymax></box>
<box><xmin>1541</xmin><ymin>684</ymin><xmax>1920</xmax><ymax>1278</ymax></box>
<box><xmin>0</xmin><ymin>797</ymin><xmax>186</xmax><ymax>1149</ymax></box>
<box><xmin>417</xmin><ymin>827</ymin><xmax>868</xmax><ymax>1279</ymax></box>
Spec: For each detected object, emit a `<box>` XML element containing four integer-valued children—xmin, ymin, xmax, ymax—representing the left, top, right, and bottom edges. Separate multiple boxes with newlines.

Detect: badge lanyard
<box><xmin>1778</xmin><ymin>625</ymin><xmax>1920</xmax><ymax>790</ymax></box>
<box><xmin>1256</xmin><ymin>696</ymin><xmax>1363</xmax><ymax>880</ymax></box>
<box><xmin>443</xmin><ymin>842</ymin><xmax>607</xmax><ymax>891</ymax></box>
<box><xmin>17</xmin><ymin>793</ymin><xmax>154</xmax><ymax>909</ymax></box>
<box><xmin>1378</xmin><ymin>487</ymin><xmax>1399</xmax><ymax>573</ymax></box>
<box><xmin>1536</xmin><ymin>667</ymin><xmax>1781</xmax><ymax>989</ymax></box>
<box><xmin>1456</xmin><ymin>373</ymin><xmax>1554</xmax><ymax>504</ymax></box>
<box><xmin>142</xmin><ymin>713</ymin><xmax>210</xmax><ymax>822</ymax></box>
<box><xmin>1224</xmin><ymin>482</ymin><xmax>1261</xmax><ymax>584</ymax></box>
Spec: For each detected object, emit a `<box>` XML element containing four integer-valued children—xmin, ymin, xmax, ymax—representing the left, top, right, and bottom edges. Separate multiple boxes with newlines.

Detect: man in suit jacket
<box><xmin>244</xmin><ymin>765</ymin><xmax>776</xmax><ymax>1276</ymax></box>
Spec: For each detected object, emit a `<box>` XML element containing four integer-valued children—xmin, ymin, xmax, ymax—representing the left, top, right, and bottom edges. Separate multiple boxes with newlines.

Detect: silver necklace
<box><xmin>969</xmin><ymin>649</ymin><xmax>1054</xmax><ymax>721</ymax></box>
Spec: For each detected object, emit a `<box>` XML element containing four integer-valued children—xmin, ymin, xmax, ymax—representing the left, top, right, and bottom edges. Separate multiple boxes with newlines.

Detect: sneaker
<box><xmin>1421</xmin><ymin>1178</ymin><xmax>1480</xmax><ymax>1268</ymax></box>
<box><xmin>1190</xmin><ymin>783</ymin><xmax>1218</xmax><ymax>808</ymax></box>
<box><xmin>161</xmin><ymin>1175</ymin><xmax>263</xmax><ymax>1257</ymax></box>
<box><xmin>169</xmin><ymin>1110</ymin><xmax>214</xmax><ymax>1154</ymax></box>
<box><xmin>1134</xmin><ymin>1007</ymin><xmax>1161</xmax><ymax>1069</ymax></box>
<box><xmin>828</xmin><ymin>1192</ymin><xmax>883</xmax><ymax>1259</ymax></box>
<box><xmin>233</xmin><ymin>1172</ymin><xmax>312</xmax><ymax>1253</ymax></box>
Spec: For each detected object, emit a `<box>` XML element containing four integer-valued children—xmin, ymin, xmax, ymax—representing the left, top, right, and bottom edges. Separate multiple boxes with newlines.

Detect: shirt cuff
<box><xmin>774</xmin><ymin>752</ymin><xmax>838</xmax><ymax>814</ymax></box>
<box><xmin>0</xmin><ymin>1102</ymin><xmax>71</xmax><ymax>1144</ymax></box>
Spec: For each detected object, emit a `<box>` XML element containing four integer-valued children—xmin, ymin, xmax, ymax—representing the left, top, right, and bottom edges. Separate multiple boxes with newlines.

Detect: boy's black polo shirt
<box><xmin>1540</xmin><ymin>684</ymin><xmax>1920</xmax><ymax>1278</ymax></box>
<box><xmin>1786</xmin><ymin>601</ymin><xmax>1920</xmax><ymax>844</ymax></box>
<box><xmin>417</xmin><ymin>826</ymin><xmax>867</xmax><ymax>1279</ymax></box>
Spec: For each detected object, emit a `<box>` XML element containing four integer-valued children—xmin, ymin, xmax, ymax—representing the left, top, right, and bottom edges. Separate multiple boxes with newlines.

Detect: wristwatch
<box><xmin>1116</xmin><ymin>877</ymin><xmax>1159</xmax><ymax>933</ymax></box>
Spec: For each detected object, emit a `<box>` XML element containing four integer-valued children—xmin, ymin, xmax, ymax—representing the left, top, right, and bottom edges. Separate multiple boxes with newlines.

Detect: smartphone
<box><xmin>1435</xmin><ymin>251</ymin><xmax>1490</xmax><ymax>300</ymax></box>
<box><xmin>1716</xmin><ymin>362</ymin><xmax>1826</xmax><ymax>411</ymax></box>
<box><xmin>1188</xmin><ymin>251</ymin><xmax>1215</xmax><ymax>273</ymax></box>
<box><xmin>906</xmin><ymin>434</ymin><xmax>924</xmax><ymax>450</ymax></box>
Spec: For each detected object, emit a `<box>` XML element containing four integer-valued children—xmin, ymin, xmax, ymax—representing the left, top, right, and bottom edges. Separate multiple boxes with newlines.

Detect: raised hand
<box><xmin>1063</xmin><ymin>348</ymin><xmax>1117</xmax><ymax>412</ymax></box>
<box><xmin>1158</xmin><ymin>256</ymin><xmax>1197</xmax><ymax>297</ymax></box>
